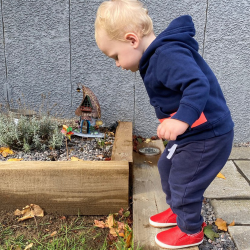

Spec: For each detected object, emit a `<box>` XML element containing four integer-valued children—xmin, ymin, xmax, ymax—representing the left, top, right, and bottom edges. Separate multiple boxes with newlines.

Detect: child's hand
<box><xmin>157</xmin><ymin>119</ymin><xmax>189</xmax><ymax>141</ymax></box>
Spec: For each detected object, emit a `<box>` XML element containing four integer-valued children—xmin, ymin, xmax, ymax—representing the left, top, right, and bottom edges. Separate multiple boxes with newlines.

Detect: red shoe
<box><xmin>149</xmin><ymin>208</ymin><xmax>177</xmax><ymax>227</ymax></box>
<box><xmin>155</xmin><ymin>223</ymin><xmax>206</xmax><ymax>249</ymax></box>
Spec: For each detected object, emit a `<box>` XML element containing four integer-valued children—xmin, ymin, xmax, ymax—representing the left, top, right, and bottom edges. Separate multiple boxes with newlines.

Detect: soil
<box><xmin>0</xmin><ymin>209</ymin><xmax>111</xmax><ymax>249</ymax></box>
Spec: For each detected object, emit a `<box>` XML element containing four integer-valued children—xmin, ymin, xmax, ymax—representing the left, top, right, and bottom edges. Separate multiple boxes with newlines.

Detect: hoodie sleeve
<box><xmin>156</xmin><ymin>46</ymin><xmax>210</xmax><ymax>126</ymax></box>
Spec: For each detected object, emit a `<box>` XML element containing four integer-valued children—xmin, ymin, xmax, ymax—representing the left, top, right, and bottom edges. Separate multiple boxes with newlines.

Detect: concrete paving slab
<box><xmin>204</xmin><ymin>161</ymin><xmax>250</xmax><ymax>198</ymax></box>
<box><xmin>235</xmin><ymin>160</ymin><xmax>250</xmax><ymax>181</ymax></box>
<box><xmin>210</xmin><ymin>199</ymin><xmax>250</xmax><ymax>224</ymax></box>
<box><xmin>229</xmin><ymin>147</ymin><xmax>250</xmax><ymax>160</ymax></box>
<box><xmin>228</xmin><ymin>226</ymin><xmax>250</xmax><ymax>250</ymax></box>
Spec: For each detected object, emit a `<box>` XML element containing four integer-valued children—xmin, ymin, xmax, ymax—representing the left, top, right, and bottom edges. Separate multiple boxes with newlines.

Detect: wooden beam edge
<box><xmin>111</xmin><ymin>121</ymin><xmax>133</xmax><ymax>162</ymax></box>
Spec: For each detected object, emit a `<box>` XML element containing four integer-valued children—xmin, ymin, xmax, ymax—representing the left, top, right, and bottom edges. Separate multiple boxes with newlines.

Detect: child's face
<box><xmin>96</xmin><ymin>29</ymin><xmax>143</xmax><ymax>72</ymax></box>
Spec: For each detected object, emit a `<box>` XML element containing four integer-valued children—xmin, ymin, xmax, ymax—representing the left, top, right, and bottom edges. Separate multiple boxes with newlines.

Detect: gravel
<box><xmin>0</xmin><ymin>134</ymin><xmax>114</xmax><ymax>161</ymax></box>
<box><xmin>200</xmin><ymin>198</ymin><xmax>237</xmax><ymax>250</ymax></box>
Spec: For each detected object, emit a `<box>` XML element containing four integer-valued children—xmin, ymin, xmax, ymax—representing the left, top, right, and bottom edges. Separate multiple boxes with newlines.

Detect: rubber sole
<box><xmin>149</xmin><ymin>218</ymin><xmax>177</xmax><ymax>228</ymax></box>
<box><xmin>155</xmin><ymin>236</ymin><xmax>203</xmax><ymax>249</ymax></box>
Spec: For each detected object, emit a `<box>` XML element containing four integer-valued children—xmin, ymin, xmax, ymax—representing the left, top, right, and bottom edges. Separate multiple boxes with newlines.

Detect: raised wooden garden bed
<box><xmin>0</xmin><ymin>122</ymin><xmax>133</xmax><ymax>215</ymax></box>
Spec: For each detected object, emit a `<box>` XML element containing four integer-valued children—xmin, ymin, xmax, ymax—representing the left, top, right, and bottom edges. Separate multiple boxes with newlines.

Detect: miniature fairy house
<box><xmin>75</xmin><ymin>85</ymin><xmax>102</xmax><ymax>134</ymax></box>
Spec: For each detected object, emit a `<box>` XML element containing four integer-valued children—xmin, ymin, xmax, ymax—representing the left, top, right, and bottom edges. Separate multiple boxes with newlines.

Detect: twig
<box><xmin>66</xmin><ymin>138</ymin><xmax>69</xmax><ymax>160</ymax></box>
<box><xmin>33</xmin><ymin>215</ymin><xmax>39</xmax><ymax>233</ymax></box>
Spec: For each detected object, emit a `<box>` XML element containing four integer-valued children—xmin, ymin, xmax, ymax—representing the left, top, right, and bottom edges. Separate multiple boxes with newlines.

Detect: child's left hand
<box><xmin>157</xmin><ymin>119</ymin><xmax>189</xmax><ymax>141</ymax></box>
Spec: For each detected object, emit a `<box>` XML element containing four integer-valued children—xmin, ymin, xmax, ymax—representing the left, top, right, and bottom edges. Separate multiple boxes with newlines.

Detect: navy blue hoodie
<box><xmin>139</xmin><ymin>15</ymin><xmax>234</xmax><ymax>143</ymax></box>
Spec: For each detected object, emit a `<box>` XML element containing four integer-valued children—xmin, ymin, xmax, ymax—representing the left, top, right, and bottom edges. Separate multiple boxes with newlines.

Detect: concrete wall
<box><xmin>0</xmin><ymin>0</ymin><xmax>249</xmax><ymax>142</ymax></box>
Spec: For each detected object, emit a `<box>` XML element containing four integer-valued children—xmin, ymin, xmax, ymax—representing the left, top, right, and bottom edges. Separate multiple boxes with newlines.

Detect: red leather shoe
<box><xmin>149</xmin><ymin>208</ymin><xmax>177</xmax><ymax>227</ymax></box>
<box><xmin>155</xmin><ymin>223</ymin><xmax>206</xmax><ymax>249</ymax></box>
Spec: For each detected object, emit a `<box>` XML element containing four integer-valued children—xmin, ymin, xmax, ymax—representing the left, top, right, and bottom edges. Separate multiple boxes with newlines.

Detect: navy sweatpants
<box><xmin>157</xmin><ymin>130</ymin><xmax>234</xmax><ymax>234</ymax></box>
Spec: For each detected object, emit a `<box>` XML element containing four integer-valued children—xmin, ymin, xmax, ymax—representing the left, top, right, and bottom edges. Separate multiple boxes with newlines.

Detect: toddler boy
<box><xmin>95</xmin><ymin>0</ymin><xmax>234</xmax><ymax>248</ymax></box>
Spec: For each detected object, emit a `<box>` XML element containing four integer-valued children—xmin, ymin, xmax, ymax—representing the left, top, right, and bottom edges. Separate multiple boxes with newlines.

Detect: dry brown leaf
<box><xmin>215</xmin><ymin>218</ymin><xmax>228</xmax><ymax>231</ymax></box>
<box><xmin>14</xmin><ymin>209</ymin><xmax>22</xmax><ymax>216</ymax></box>
<box><xmin>125</xmin><ymin>232</ymin><xmax>132</xmax><ymax>248</ymax></box>
<box><xmin>109</xmin><ymin>227</ymin><xmax>118</xmax><ymax>237</ymax></box>
<box><xmin>71</xmin><ymin>156</ymin><xmax>83</xmax><ymax>161</ymax></box>
<box><xmin>15</xmin><ymin>204</ymin><xmax>44</xmax><ymax>222</ymax></box>
<box><xmin>24</xmin><ymin>243</ymin><xmax>33</xmax><ymax>250</ymax></box>
<box><xmin>229</xmin><ymin>220</ymin><xmax>235</xmax><ymax>226</ymax></box>
<box><xmin>7</xmin><ymin>158</ymin><xmax>23</xmax><ymax>161</ymax></box>
<box><xmin>217</xmin><ymin>172</ymin><xmax>226</xmax><ymax>179</ymax></box>
<box><xmin>107</xmin><ymin>132</ymin><xmax>114</xmax><ymax>137</ymax></box>
<box><xmin>31</xmin><ymin>204</ymin><xmax>44</xmax><ymax>217</ymax></box>
<box><xmin>119</xmin><ymin>229</ymin><xmax>125</xmax><ymax>237</ymax></box>
<box><xmin>105</xmin><ymin>142</ymin><xmax>112</xmax><ymax>145</ymax></box>
<box><xmin>106</xmin><ymin>214</ymin><xmax>114</xmax><ymax>228</ymax></box>
<box><xmin>0</xmin><ymin>147</ymin><xmax>14</xmax><ymax>157</ymax></box>
<box><xmin>94</xmin><ymin>220</ymin><xmax>106</xmax><ymax>228</ymax></box>
<box><xmin>50</xmin><ymin>231</ymin><xmax>57</xmax><ymax>237</ymax></box>
<box><xmin>117</xmin><ymin>221</ymin><xmax>125</xmax><ymax>230</ymax></box>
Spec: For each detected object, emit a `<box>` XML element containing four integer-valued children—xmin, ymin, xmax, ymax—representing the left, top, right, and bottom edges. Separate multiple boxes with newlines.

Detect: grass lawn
<box><xmin>0</xmin><ymin>208</ymin><xmax>141</xmax><ymax>250</ymax></box>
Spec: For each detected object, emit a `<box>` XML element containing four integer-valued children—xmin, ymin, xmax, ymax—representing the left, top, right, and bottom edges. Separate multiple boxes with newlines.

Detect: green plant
<box><xmin>0</xmin><ymin>113</ymin><xmax>64</xmax><ymax>152</ymax></box>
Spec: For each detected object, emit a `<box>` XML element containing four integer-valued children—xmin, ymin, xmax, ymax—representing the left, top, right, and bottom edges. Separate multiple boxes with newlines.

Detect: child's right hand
<box><xmin>157</xmin><ymin>119</ymin><xmax>189</xmax><ymax>141</ymax></box>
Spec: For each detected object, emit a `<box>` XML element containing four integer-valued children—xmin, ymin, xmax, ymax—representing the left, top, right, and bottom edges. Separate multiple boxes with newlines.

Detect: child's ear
<box><xmin>124</xmin><ymin>33</ymin><xmax>139</xmax><ymax>48</ymax></box>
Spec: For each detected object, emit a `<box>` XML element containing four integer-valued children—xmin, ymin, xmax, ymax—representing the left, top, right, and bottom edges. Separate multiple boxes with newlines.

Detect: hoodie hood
<box><xmin>139</xmin><ymin>15</ymin><xmax>198</xmax><ymax>73</ymax></box>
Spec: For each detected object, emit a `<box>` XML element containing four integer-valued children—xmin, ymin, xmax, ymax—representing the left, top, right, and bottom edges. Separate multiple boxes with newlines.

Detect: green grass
<box><xmin>0</xmin><ymin>215</ymin><xmax>142</xmax><ymax>250</ymax></box>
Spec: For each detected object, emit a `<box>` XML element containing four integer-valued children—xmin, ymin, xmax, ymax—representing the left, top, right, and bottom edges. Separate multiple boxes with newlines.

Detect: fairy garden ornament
<box><xmin>74</xmin><ymin>84</ymin><xmax>104</xmax><ymax>138</ymax></box>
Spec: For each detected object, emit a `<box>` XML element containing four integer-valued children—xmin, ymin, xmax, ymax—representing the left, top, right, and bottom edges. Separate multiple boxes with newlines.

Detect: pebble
<box><xmin>0</xmin><ymin>135</ymin><xmax>114</xmax><ymax>162</ymax></box>
<box><xmin>200</xmin><ymin>198</ymin><xmax>237</xmax><ymax>250</ymax></box>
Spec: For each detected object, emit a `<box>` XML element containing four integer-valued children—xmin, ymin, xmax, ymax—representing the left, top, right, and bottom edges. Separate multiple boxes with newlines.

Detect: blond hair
<box><xmin>95</xmin><ymin>0</ymin><xmax>153</xmax><ymax>41</ymax></box>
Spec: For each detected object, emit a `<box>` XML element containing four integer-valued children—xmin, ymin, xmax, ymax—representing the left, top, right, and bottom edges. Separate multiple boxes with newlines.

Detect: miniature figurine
<box><xmin>75</xmin><ymin>85</ymin><xmax>104</xmax><ymax>138</ymax></box>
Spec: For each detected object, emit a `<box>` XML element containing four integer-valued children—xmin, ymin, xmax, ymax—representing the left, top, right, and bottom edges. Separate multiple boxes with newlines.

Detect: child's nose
<box><xmin>116</xmin><ymin>61</ymin><xmax>120</xmax><ymax>67</ymax></box>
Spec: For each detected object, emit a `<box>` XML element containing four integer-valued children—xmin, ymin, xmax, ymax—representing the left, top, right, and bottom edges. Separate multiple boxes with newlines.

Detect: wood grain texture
<box><xmin>111</xmin><ymin>121</ymin><xmax>133</xmax><ymax>162</ymax></box>
<box><xmin>0</xmin><ymin>161</ymin><xmax>129</xmax><ymax>215</ymax></box>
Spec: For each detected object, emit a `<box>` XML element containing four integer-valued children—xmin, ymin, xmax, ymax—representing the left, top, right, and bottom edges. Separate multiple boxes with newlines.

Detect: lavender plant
<box><xmin>0</xmin><ymin>112</ymin><xmax>63</xmax><ymax>152</ymax></box>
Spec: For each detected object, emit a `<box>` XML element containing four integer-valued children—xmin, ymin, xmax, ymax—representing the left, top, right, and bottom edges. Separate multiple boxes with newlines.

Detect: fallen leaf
<box><xmin>71</xmin><ymin>156</ymin><xmax>83</xmax><ymax>161</ymax></box>
<box><xmin>105</xmin><ymin>142</ymin><xmax>112</xmax><ymax>145</ymax></box>
<box><xmin>203</xmin><ymin>225</ymin><xmax>219</xmax><ymax>240</ymax></box>
<box><xmin>229</xmin><ymin>220</ymin><xmax>235</xmax><ymax>226</ymax></box>
<box><xmin>215</xmin><ymin>218</ymin><xmax>228</xmax><ymax>231</ymax></box>
<box><xmin>125</xmin><ymin>231</ymin><xmax>132</xmax><ymax>248</ymax></box>
<box><xmin>106</xmin><ymin>214</ymin><xmax>114</xmax><ymax>228</ymax></box>
<box><xmin>60</xmin><ymin>216</ymin><xmax>66</xmax><ymax>220</ymax></box>
<box><xmin>15</xmin><ymin>204</ymin><xmax>44</xmax><ymax>222</ymax></box>
<box><xmin>118</xmin><ymin>208</ymin><xmax>124</xmax><ymax>216</ymax></box>
<box><xmin>137</xmin><ymin>138</ymin><xmax>143</xmax><ymax>143</ymax></box>
<box><xmin>123</xmin><ymin>211</ymin><xmax>130</xmax><ymax>218</ymax></box>
<box><xmin>7</xmin><ymin>158</ymin><xmax>23</xmax><ymax>161</ymax></box>
<box><xmin>0</xmin><ymin>147</ymin><xmax>14</xmax><ymax>157</ymax></box>
<box><xmin>110</xmin><ymin>132</ymin><xmax>115</xmax><ymax>136</ymax></box>
<box><xmin>24</xmin><ymin>243</ymin><xmax>33</xmax><ymax>250</ymax></box>
<box><xmin>50</xmin><ymin>231</ymin><xmax>57</xmax><ymax>237</ymax></box>
<box><xmin>31</xmin><ymin>204</ymin><xmax>44</xmax><ymax>217</ymax></box>
<box><xmin>104</xmin><ymin>158</ymin><xmax>111</xmax><ymax>161</ymax></box>
<box><xmin>110</xmin><ymin>227</ymin><xmax>118</xmax><ymax>237</ymax></box>
<box><xmin>14</xmin><ymin>209</ymin><xmax>22</xmax><ymax>216</ymax></box>
<box><xmin>94</xmin><ymin>220</ymin><xmax>106</xmax><ymax>228</ymax></box>
<box><xmin>118</xmin><ymin>229</ymin><xmax>125</xmax><ymax>237</ymax></box>
<box><xmin>217</xmin><ymin>172</ymin><xmax>226</xmax><ymax>179</ymax></box>
<box><xmin>96</xmin><ymin>154</ymin><xmax>104</xmax><ymax>159</ymax></box>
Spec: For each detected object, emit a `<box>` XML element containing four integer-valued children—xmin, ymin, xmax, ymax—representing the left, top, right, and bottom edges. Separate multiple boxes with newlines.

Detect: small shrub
<box><xmin>0</xmin><ymin>113</ymin><xmax>64</xmax><ymax>152</ymax></box>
